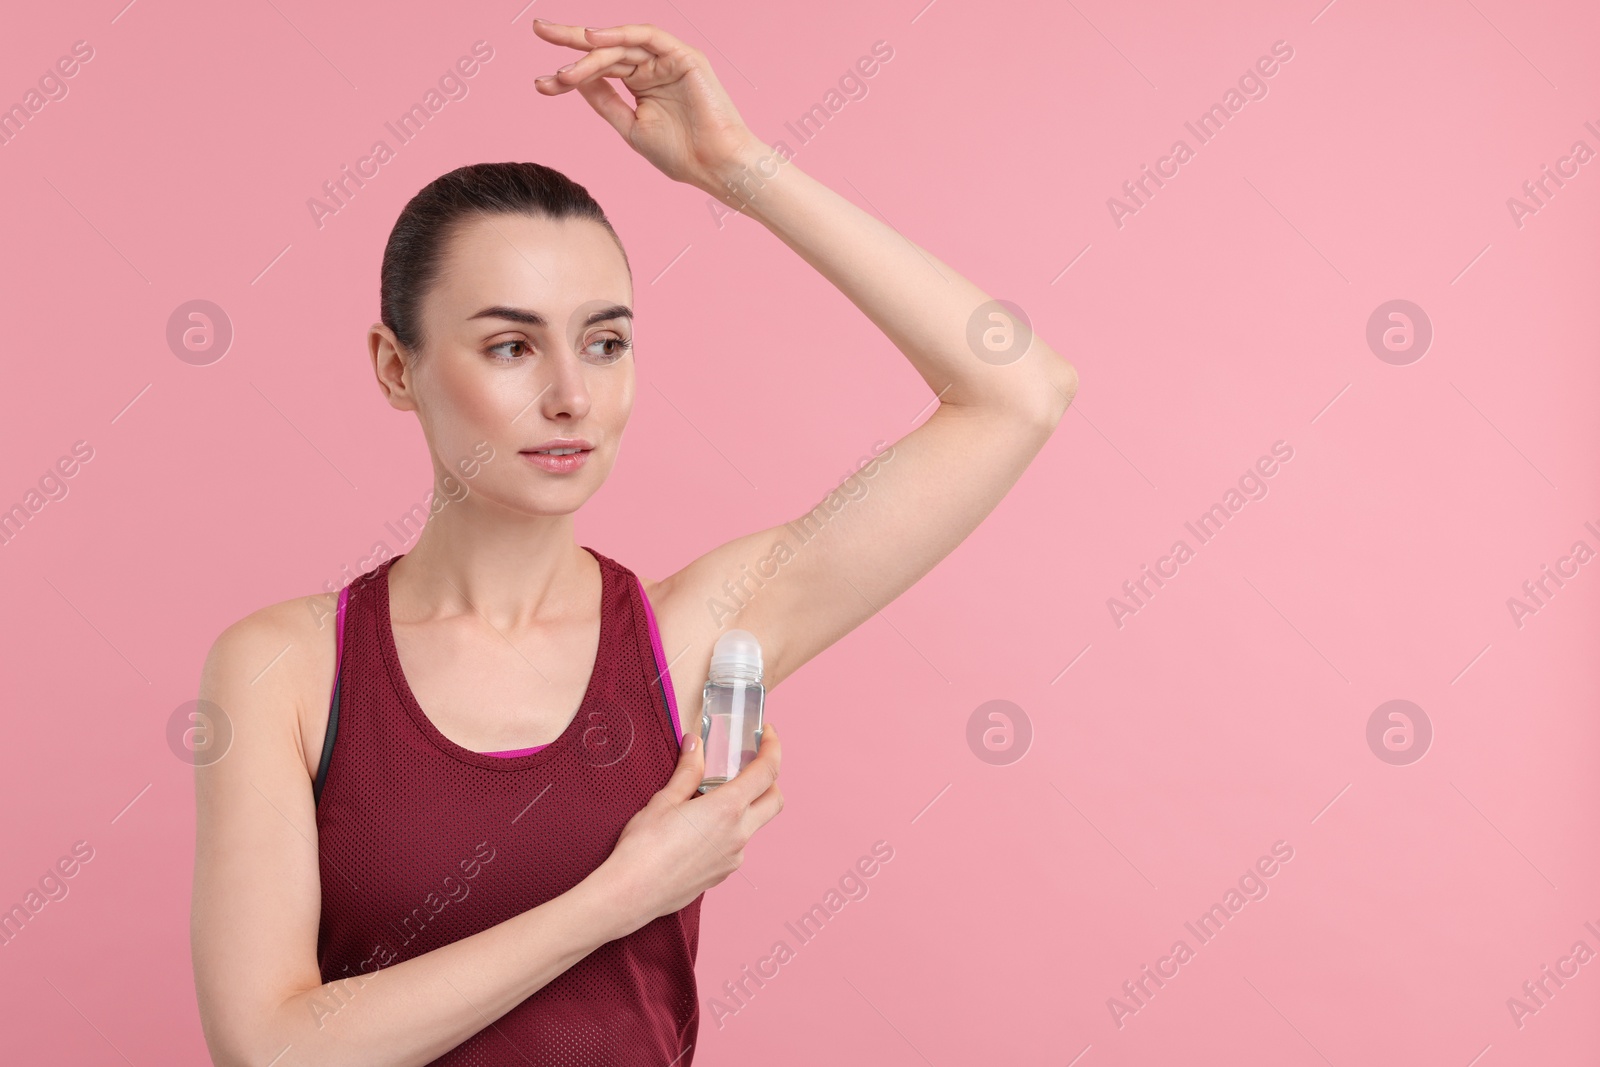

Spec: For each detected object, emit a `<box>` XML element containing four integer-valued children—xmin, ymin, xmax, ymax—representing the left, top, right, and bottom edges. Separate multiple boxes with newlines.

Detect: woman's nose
<box><xmin>538</xmin><ymin>346</ymin><xmax>591</xmax><ymax>419</ymax></box>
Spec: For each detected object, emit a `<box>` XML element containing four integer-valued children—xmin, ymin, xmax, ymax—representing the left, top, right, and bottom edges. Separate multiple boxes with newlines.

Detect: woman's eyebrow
<box><xmin>467</xmin><ymin>304</ymin><xmax>633</xmax><ymax>328</ymax></box>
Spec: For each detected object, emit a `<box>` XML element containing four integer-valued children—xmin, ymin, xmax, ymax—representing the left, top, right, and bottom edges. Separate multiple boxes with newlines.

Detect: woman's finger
<box><xmin>572</xmin><ymin>76</ymin><xmax>637</xmax><ymax>139</ymax></box>
<box><xmin>737</xmin><ymin>724</ymin><xmax>783</xmax><ymax>834</ymax></box>
<box><xmin>740</xmin><ymin>779</ymin><xmax>784</xmax><ymax>837</ymax></box>
<box><xmin>531</xmin><ymin>20</ymin><xmax>598</xmax><ymax>51</ymax></box>
<box><xmin>532</xmin><ymin>22</ymin><xmax>657</xmax><ymax>65</ymax></box>
<box><xmin>582</xmin><ymin>22</ymin><xmax>699</xmax><ymax>61</ymax></box>
<box><xmin>544</xmin><ymin>45</ymin><xmax>641</xmax><ymax>86</ymax></box>
<box><xmin>535</xmin><ymin>60</ymin><xmax>642</xmax><ymax>97</ymax></box>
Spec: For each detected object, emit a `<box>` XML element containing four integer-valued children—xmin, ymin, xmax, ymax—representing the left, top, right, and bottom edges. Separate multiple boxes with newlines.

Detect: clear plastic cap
<box><xmin>709</xmin><ymin>628</ymin><xmax>763</xmax><ymax>682</ymax></box>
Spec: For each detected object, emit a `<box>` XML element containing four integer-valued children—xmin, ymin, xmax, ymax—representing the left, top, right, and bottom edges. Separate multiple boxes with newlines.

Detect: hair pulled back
<box><xmin>380</xmin><ymin>161</ymin><xmax>627</xmax><ymax>357</ymax></box>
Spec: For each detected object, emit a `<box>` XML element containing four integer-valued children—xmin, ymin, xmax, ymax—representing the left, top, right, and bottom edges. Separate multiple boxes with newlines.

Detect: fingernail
<box><xmin>557</xmin><ymin>62</ymin><xmax>575</xmax><ymax>73</ymax></box>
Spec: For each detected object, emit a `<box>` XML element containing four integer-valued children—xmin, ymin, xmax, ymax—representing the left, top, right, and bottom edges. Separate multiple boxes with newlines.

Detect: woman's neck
<box><xmin>388</xmin><ymin>506</ymin><xmax>592</xmax><ymax>629</ymax></box>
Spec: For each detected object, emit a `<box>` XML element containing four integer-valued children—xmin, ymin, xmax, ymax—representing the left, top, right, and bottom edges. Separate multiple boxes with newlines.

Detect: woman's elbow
<box><xmin>1032</xmin><ymin>356</ymin><xmax>1079</xmax><ymax>432</ymax></box>
<box><xmin>194</xmin><ymin>980</ymin><xmax>303</xmax><ymax>1067</ymax></box>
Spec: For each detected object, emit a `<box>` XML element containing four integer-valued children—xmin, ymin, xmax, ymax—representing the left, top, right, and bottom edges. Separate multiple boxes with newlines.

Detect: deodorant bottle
<box><xmin>699</xmin><ymin>629</ymin><xmax>765</xmax><ymax>793</ymax></box>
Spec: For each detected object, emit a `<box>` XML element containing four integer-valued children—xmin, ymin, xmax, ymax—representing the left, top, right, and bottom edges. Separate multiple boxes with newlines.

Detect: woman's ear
<box><xmin>369</xmin><ymin>324</ymin><xmax>419</xmax><ymax>412</ymax></box>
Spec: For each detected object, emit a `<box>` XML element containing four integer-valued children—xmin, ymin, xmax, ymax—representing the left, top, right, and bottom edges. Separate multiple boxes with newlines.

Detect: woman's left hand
<box><xmin>532</xmin><ymin>20</ymin><xmax>764</xmax><ymax>195</ymax></box>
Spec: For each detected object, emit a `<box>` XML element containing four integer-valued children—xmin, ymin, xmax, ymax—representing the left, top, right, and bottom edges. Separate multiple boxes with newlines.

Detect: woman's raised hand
<box><xmin>531</xmin><ymin>20</ymin><xmax>762</xmax><ymax>194</ymax></box>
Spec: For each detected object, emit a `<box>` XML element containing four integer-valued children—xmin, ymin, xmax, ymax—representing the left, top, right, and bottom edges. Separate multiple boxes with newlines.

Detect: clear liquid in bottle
<box><xmin>699</xmin><ymin>629</ymin><xmax>764</xmax><ymax>793</ymax></box>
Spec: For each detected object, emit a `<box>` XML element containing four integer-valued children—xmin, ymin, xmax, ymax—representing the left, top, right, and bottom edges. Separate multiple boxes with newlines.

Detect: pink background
<box><xmin>2</xmin><ymin>0</ymin><xmax>1597</xmax><ymax>1063</ymax></box>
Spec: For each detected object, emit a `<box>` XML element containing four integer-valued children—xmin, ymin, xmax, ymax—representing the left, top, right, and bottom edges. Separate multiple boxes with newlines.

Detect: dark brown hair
<box><xmin>380</xmin><ymin>161</ymin><xmax>628</xmax><ymax>357</ymax></box>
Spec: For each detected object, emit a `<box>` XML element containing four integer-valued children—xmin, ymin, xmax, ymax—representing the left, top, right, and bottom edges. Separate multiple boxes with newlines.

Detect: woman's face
<box><xmin>374</xmin><ymin>212</ymin><xmax>635</xmax><ymax>519</ymax></box>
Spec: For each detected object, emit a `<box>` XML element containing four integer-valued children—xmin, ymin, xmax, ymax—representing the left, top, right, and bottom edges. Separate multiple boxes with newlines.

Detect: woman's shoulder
<box><xmin>200</xmin><ymin>589</ymin><xmax>341</xmax><ymax>784</ymax></box>
<box><xmin>205</xmin><ymin>590</ymin><xmax>339</xmax><ymax>681</ymax></box>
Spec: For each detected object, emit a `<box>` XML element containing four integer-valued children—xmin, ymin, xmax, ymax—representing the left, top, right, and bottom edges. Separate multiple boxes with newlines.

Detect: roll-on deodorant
<box><xmin>699</xmin><ymin>629</ymin><xmax>764</xmax><ymax>793</ymax></box>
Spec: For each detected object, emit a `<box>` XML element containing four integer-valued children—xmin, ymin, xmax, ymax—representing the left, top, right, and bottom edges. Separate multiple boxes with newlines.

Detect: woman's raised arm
<box><xmin>680</xmin><ymin>141</ymin><xmax>1079</xmax><ymax>686</ymax></box>
<box><xmin>535</xmin><ymin>22</ymin><xmax>1079</xmax><ymax>686</ymax></box>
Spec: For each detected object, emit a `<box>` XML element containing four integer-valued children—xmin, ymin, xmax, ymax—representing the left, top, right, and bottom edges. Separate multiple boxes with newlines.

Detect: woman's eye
<box><xmin>489</xmin><ymin>337</ymin><xmax>631</xmax><ymax>363</ymax></box>
<box><xmin>586</xmin><ymin>336</ymin><xmax>633</xmax><ymax>362</ymax></box>
<box><xmin>489</xmin><ymin>340</ymin><xmax>528</xmax><ymax>361</ymax></box>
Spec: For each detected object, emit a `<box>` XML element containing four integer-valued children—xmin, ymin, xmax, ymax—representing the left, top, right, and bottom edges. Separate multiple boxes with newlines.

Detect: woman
<box><xmin>190</xmin><ymin>19</ymin><xmax>1077</xmax><ymax>1067</ymax></box>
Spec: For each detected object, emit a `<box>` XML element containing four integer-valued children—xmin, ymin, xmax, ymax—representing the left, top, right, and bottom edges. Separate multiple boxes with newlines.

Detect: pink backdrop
<box><xmin>2</xmin><ymin>0</ymin><xmax>1597</xmax><ymax>1063</ymax></box>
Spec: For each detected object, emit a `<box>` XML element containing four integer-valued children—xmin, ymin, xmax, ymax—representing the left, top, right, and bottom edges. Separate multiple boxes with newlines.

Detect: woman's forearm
<box><xmin>221</xmin><ymin>869</ymin><xmax>641</xmax><ymax>1067</ymax></box>
<box><xmin>708</xmin><ymin>140</ymin><xmax>1078</xmax><ymax>422</ymax></box>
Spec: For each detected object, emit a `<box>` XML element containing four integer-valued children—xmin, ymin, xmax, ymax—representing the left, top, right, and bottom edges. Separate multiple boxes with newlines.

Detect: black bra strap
<box><xmin>314</xmin><ymin>660</ymin><xmax>341</xmax><ymax>808</ymax></box>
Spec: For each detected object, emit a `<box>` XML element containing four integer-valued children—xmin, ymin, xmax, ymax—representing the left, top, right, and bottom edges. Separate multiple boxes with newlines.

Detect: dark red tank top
<box><xmin>314</xmin><ymin>546</ymin><xmax>702</xmax><ymax>1064</ymax></box>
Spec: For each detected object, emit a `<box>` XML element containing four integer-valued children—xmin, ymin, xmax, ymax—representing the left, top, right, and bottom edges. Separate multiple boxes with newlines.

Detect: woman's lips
<box><xmin>520</xmin><ymin>448</ymin><xmax>591</xmax><ymax>473</ymax></box>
